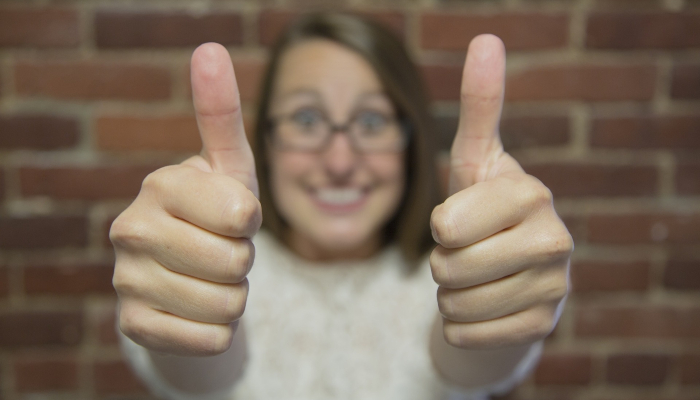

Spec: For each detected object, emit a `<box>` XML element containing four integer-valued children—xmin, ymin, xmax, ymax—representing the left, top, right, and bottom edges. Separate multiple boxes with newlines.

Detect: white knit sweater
<box><xmin>119</xmin><ymin>230</ymin><xmax>542</xmax><ymax>400</ymax></box>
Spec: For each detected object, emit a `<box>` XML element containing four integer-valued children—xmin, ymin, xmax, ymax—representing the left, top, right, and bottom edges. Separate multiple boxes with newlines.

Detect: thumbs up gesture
<box><xmin>430</xmin><ymin>35</ymin><xmax>573</xmax><ymax>350</ymax></box>
<box><xmin>111</xmin><ymin>43</ymin><xmax>261</xmax><ymax>356</ymax></box>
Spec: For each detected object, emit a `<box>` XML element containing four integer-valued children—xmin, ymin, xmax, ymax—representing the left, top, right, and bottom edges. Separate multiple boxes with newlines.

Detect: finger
<box><xmin>436</xmin><ymin>265</ymin><xmax>568</xmax><ymax>323</ymax></box>
<box><xmin>430</xmin><ymin>209</ymin><xmax>572</xmax><ymax>289</ymax></box>
<box><xmin>431</xmin><ymin>171</ymin><xmax>532</xmax><ymax>249</ymax></box>
<box><xmin>119</xmin><ymin>300</ymin><xmax>237</xmax><ymax>356</ymax></box>
<box><xmin>442</xmin><ymin>303</ymin><xmax>559</xmax><ymax>350</ymax></box>
<box><xmin>143</xmin><ymin>164</ymin><xmax>262</xmax><ymax>238</ymax></box>
<box><xmin>148</xmin><ymin>214</ymin><xmax>254</xmax><ymax>284</ymax></box>
<box><xmin>121</xmin><ymin>257</ymin><xmax>249</xmax><ymax>324</ymax></box>
<box><xmin>191</xmin><ymin>43</ymin><xmax>258</xmax><ymax>196</ymax></box>
<box><xmin>450</xmin><ymin>34</ymin><xmax>506</xmax><ymax>192</ymax></box>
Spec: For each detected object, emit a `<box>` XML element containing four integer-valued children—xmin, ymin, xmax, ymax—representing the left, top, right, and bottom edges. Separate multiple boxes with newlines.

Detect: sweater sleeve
<box><xmin>118</xmin><ymin>328</ymin><xmax>240</xmax><ymax>400</ymax></box>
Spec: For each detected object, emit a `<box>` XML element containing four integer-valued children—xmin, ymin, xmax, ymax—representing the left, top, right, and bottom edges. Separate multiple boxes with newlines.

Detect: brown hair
<box><xmin>252</xmin><ymin>12</ymin><xmax>440</xmax><ymax>264</ymax></box>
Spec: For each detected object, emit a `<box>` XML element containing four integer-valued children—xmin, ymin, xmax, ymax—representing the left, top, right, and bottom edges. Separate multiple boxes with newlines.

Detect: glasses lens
<box><xmin>276</xmin><ymin>108</ymin><xmax>328</xmax><ymax>150</ymax></box>
<box><xmin>350</xmin><ymin>110</ymin><xmax>405</xmax><ymax>152</ymax></box>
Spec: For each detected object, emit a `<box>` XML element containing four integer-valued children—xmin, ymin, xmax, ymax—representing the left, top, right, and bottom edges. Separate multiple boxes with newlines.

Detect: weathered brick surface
<box><xmin>20</xmin><ymin>165</ymin><xmax>160</xmax><ymax>200</ymax></box>
<box><xmin>575</xmin><ymin>306</ymin><xmax>700</xmax><ymax>338</ymax></box>
<box><xmin>534</xmin><ymin>353</ymin><xmax>592</xmax><ymax>385</ymax></box>
<box><xmin>586</xmin><ymin>12</ymin><xmax>700</xmax><ymax>49</ymax></box>
<box><xmin>0</xmin><ymin>266</ymin><xmax>8</xmax><ymax>298</ymax></box>
<box><xmin>95</xmin><ymin>10</ymin><xmax>243</xmax><ymax>48</ymax></box>
<box><xmin>676</xmin><ymin>161</ymin><xmax>700</xmax><ymax>195</ymax></box>
<box><xmin>664</xmin><ymin>260</ymin><xmax>700</xmax><ymax>290</ymax></box>
<box><xmin>0</xmin><ymin>216</ymin><xmax>88</xmax><ymax>249</ymax></box>
<box><xmin>23</xmin><ymin>264</ymin><xmax>115</xmax><ymax>295</ymax></box>
<box><xmin>96</xmin><ymin>115</ymin><xmax>200</xmax><ymax>152</ymax></box>
<box><xmin>587</xmin><ymin>213</ymin><xmax>700</xmax><ymax>245</ymax></box>
<box><xmin>680</xmin><ymin>354</ymin><xmax>700</xmax><ymax>384</ymax></box>
<box><xmin>0</xmin><ymin>7</ymin><xmax>80</xmax><ymax>48</ymax></box>
<box><xmin>524</xmin><ymin>163</ymin><xmax>658</xmax><ymax>197</ymax></box>
<box><xmin>671</xmin><ymin>64</ymin><xmax>700</xmax><ymax>99</ymax></box>
<box><xmin>14</xmin><ymin>357</ymin><xmax>79</xmax><ymax>392</ymax></box>
<box><xmin>93</xmin><ymin>360</ymin><xmax>149</xmax><ymax>394</ymax></box>
<box><xmin>591</xmin><ymin>116</ymin><xmax>700</xmax><ymax>149</ymax></box>
<box><xmin>571</xmin><ymin>261</ymin><xmax>650</xmax><ymax>292</ymax></box>
<box><xmin>15</xmin><ymin>61</ymin><xmax>171</xmax><ymax>101</ymax></box>
<box><xmin>422</xmin><ymin>13</ymin><xmax>569</xmax><ymax>51</ymax></box>
<box><xmin>0</xmin><ymin>114</ymin><xmax>80</xmax><ymax>149</ymax></box>
<box><xmin>0</xmin><ymin>311</ymin><xmax>83</xmax><ymax>347</ymax></box>
<box><xmin>259</xmin><ymin>10</ymin><xmax>405</xmax><ymax>46</ymax></box>
<box><xmin>606</xmin><ymin>354</ymin><xmax>671</xmax><ymax>385</ymax></box>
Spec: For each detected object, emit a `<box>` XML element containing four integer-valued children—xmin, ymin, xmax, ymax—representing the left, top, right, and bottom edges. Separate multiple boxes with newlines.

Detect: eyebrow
<box><xmin>274</xmin><ymin>88</ymin><xmax>390</xmax><ymax>106</ymax></box>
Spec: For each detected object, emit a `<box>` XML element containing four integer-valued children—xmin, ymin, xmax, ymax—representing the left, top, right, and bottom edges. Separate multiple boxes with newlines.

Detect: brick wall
<box><xmin>0</xmin><ymin>0</ymin><xmax>698</xmax><ymax>398</ymax></box>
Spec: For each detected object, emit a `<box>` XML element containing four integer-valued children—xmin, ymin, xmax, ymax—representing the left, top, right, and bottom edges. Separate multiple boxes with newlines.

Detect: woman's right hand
<box><xmin>110</xmin><ymin>43</ymin><xmax>261</xmax><ymax>357</ymax></box>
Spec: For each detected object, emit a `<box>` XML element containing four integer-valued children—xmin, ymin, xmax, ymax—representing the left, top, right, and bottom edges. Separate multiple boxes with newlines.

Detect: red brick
<box><xmin>0</xmin><ymin>311</ymin><xmax>82</xmax><ymax>347</ymax></box>
<box><xmin>436</xmin><ymin>115</ymin><xmax>570</xmax><ymax>151</ymax></box>
<box><xmin>98</xmin><ymin>310</ymin><xmax>118</xmax><ymax>345</ymax></box>
<box><xmin>571</xmin><ymin>261</ymin><xmax>650</xmax><ymax>293</ymax></box>
<box><xmin>0</xmin><ymin>266</ymin><xmax>7</xmax><ymax>297</ymax></box>
<box><xmin>506</xmin><ymin>65</ymin><xmax>657</xmax><ymax>102</ymax></box>
<box><xmin>534</xmin><ymin>353</ymin><xmax>592</xmax><ymax>385</ymax></box>
<box><xmin>421</xmin><ymin>64</ymin><xmax>462</xmax><ymax>101</ymax></box>
<box><xmin>96</xmin><ymin>115</ymin><xmax>200</xmax><ymax>152</ymax></box>
<box><xmin>94</xmin><ymin>360</ymin><xmax>148</xmax><ymax>394</ymax></box>
<box><xmin>680</xmin><ymin>354</ymin><xmax>700</xmax><ymax>384</ymax></box>
<box><xmin>586</xmin><ymin>12</ymin><xmax>700</xmax><ymax>49</ymax></box>
<box><xmin>677</xmin><ymin>162</ymin><xmax>700</xmax><ymax>195</ymax></box>
<box><xmin>258</xmin><ymin>10</ymin><xmax>405</xmax><ymax>46</ymax></box>
<box><xmin>524</xmin><ymin>163</ymin><xmax>657</xmax><ymax>197</ymax></box>
<box><xmin>14</xmin><ymin>357</ymin><xmax>78</xmax><ymax>392</ymax></box>
<box><xmin>0</xmin><ymin>216</ymin><xmax>88</xmax><ymax>249</ymax></box>
<box><xmin>20</xmin><ymin>165</ymin><xmax>160</xmax><ymax>200</ymax></box>
<box><xmin>575</xmin><ymin>306</ymin><xmax>700</xmax><ymax>338</ymax></box>
<box><xmin>15</xmin><ymin>61</ymin><xmax>171</xmax><ymax>101</ymax></box>
<box><xmin>0</xmin><ymin>7</ymin><xmax>79</xmax><ymax>48</ymax></box>
<box><xmin>606</xmin><ymin>354</ymin><xmax>670</xmax><ymax>385</ymax></box>
<box><xmin>95</xmin><ymin>10</ymin><xmax>243</xmax><ymax>48</ymax></box>
<box><xmin>671</xmin><ymin>64</ymin><xmax>700</xmax><ymax>99</ymax></box>
<box><xmin>23</xmin><ymin>263</ymin><xmax>114</xmax><ymax>296</ymax></box>
<box><xmin>591</xmin><ymin>116</ymin><xmax>700</xmax><ymax>149</ymax></box>
<box><xmin>591</xmin><ymin>0</ymin><xmax>663</xmax><ymax>8</ymax></box>
<box><xmin>0</xmin><ymin>114</ymin><xmax>79</xmax><ymax>149</ymax></box>
<box><xmin>588</xmin><ymin>213</ymin><xmax>700</xmax><ymax>245</ymax></box>
<box><xmin>421</xmin><ymin>13</ymin><xmax>568</xmax><ymax>51</ymax></box>
<box><xmin>664</xmin><ymin>260</ymin><xmax>700</xmax><ymax>290</ymax></box>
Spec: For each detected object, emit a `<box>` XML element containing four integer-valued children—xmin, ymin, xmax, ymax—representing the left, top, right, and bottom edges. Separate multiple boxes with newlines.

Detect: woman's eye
<box><xmin>357</xmin><ymin>111</ymin><xmax>388</xmax><ymax>131</ymax></box>
<box><xmin>291</xmin><ymin>109</ymin><xmax>323</xmax><ymax>128</ymax></box>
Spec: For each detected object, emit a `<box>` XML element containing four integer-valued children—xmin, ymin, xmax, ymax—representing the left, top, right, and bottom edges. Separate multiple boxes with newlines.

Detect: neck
<box><xmin>284</xmin><ymin>230</ymin><xmax>383</xmax><ymax>263</ymax></box>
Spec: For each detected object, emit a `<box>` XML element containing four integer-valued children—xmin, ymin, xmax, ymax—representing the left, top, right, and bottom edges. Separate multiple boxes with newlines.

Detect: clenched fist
<box><xmin>110</xmin><ymin>43</ymin><xmax>261</xmax><ymax>356</ymax></box>
<box><xmin>430</xmin><ymin>35</ymin><xmax>573</xmax><ymax>350</ymax></box>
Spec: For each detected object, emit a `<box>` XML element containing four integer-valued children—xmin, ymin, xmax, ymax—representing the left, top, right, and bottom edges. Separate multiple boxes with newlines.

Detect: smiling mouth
<box><xmin>311</xmin><ymin>187</ymin><xmax>369</xmax><ymax>213</ymax></box>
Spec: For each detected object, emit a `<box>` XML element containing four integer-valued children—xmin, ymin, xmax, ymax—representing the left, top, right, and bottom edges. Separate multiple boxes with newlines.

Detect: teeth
<box><xmin>316</xmin><ymin>188</ymin><xmax>363</xmax><ymax>205</ymax></box>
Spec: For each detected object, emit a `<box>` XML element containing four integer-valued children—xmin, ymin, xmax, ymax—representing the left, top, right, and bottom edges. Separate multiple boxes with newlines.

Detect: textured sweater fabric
<box><xmin>119</xmin><ymin>230</ymin><xmax>543</xmax><ymax>400</ymax></box>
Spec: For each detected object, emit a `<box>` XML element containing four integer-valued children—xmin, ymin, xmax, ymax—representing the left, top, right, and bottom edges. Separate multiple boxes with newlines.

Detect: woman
<box><xmin>110</xmin><ymin>13</ymin><xmax>572</xmax><ymax>400</ymax></box>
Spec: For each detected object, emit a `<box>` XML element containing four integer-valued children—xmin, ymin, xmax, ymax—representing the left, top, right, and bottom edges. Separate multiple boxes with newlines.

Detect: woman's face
<box><xmin>267</xmin><ymin>39</ymin><xmax>406</xmax><ymax>261</ymax></box>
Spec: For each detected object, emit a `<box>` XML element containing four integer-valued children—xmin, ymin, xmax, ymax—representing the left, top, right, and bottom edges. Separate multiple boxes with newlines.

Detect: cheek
<box><xmin>269</xmin><ymin>152</ymin><xmax>311</xmax><ymax>193</ymax></box>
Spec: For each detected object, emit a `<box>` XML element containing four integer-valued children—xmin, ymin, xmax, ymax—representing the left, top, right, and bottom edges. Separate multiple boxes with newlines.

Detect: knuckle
<box><xmin>109</xmin><ymin>211</ymin><xmax>155</xmax><ymax>251</ymax></box>
<box><xmin>208</xmin><ymin>324</ymin><xmax>235</xmax><ymax>355</ymax></box>
<box><xmin>227</xmin><ymin>192</ymin><xmax>262</xmax><ymax>236</ymax></box>
<box><xmin>520</xmin><ymin>175</ymin><xmax>553</xmax><ymax>210</ymax></box>
<box><xmin>436</xmin><ymin>287</ymin><xmax>455</xmax><ymax>318</ymax></box>
<box><xmin>118</xmin><ymin>302</ymin><xmax>147</xmax><ymax>341</ymax></box>
<box><xmin>429</xmin><ymin>247</ymin><xmax>451</xmax><ymax>286</ymax></box>
<box><xmin>221</xmin><ymin>279</ymin><xmax>248</xmax><ymax>322</ymax></box>
<box><xmin>225</xmin><ymin>240</ymin><xmax>254</xmax><ymax>282</ymax></box>
<box><xmin>538</xmin><ymin>229</ymin><xmax>574</xmax><ymax>262</ymax></box>
<box><xmin>431</xmin><ymin>204</ymin><xmax>460</xmax><ymax>247</ymax></box>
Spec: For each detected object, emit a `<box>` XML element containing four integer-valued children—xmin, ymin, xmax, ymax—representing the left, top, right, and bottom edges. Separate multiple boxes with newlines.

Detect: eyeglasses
<box><xmin>268</xmin><ymin>107</ymin><xmax>409</xmax><ymax>153</ymax></box>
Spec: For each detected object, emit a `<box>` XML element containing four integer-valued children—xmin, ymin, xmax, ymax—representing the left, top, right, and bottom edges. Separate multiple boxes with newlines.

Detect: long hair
<box><xmin>252</xmin><ymin>13</ymin><xmax>440</xmax><ymax>264</ymax></box>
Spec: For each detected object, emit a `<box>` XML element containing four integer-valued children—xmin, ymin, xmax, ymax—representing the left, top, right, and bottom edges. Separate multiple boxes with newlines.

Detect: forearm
<box><xmin>429</xmin><ymin>314</ymin><xmax>541</xmax><ymax>390</ymax></box>
<box><xmin>120</xmin><ymin>321</ymin><xmax>248</xmax><ymax>396</ymax></box>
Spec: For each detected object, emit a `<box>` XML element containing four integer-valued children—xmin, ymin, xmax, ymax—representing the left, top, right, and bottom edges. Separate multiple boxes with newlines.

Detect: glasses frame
<box><xmin>266</xmin><ymin>109</ymin><xmax>411</xmax><ymax>154</ymax></box>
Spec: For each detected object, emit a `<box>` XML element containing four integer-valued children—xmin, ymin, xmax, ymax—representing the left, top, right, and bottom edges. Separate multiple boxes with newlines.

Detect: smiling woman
<box><xmin>111</xmin><ymin>11</ymin><xmax>571</xmax><ymax>400</ymax></box>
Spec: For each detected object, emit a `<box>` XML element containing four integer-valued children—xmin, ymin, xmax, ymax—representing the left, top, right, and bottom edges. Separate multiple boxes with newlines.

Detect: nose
<box><xmin>321</xmin><ymin>131</ymin><xmax>359</xmax><ymax>180</ymax></box>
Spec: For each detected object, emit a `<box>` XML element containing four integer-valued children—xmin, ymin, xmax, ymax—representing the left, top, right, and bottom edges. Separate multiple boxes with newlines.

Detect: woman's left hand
<box><xmin>429</xmin><ymin>34</ymin><xmax>573</xmax><ymax>350</ymax></box>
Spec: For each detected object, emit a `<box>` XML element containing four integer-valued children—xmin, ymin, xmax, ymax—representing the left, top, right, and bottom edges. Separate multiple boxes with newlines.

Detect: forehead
<box><xmin>272</xmin><ymin>39</ymin><xmax>384</xmax><ymax>104</ymax></box>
